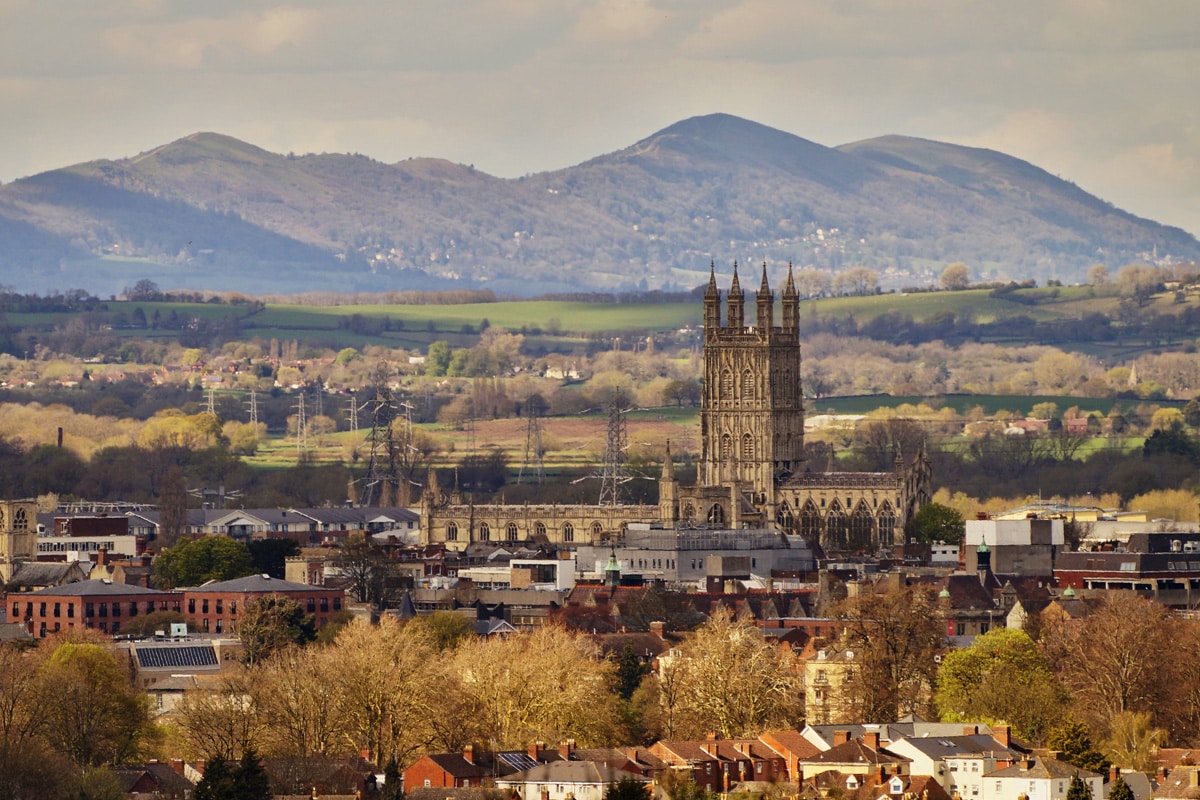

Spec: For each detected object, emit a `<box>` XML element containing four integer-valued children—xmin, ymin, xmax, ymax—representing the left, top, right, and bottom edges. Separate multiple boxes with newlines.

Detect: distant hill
<box><xmin>1</xmin><ymin>113</ymin><xmax>1196</xmax><ymax>296</ymax></box>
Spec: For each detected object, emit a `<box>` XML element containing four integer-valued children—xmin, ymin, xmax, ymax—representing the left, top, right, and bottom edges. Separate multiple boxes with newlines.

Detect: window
<box><xmin>506</xmin><ymin>522</ymin><xmax>518</xmax><ymax>541</ymax></box>
<box><xmin>534</xmin><ymin>522</ymin><xmax>546</xmax><ymax>537</ymax></box>
<box><xmin>721</xmin><ymin>369</ymin><xmax>734</xmax><ymax>399</ymax></box>
<box><xmin>720</xmin><ymin>434</ymin><xmax>733</xmax><ymax>460</ymax></box>
<box><xmin>562</xmin><ymin>523</ymin><xmax>574</xmax><ymax>543</ymax></box>
<box><xmin>479</xmin><ymin>522</ymin><xmax>491</xmax><ymax>541</ymax></box>
<box><xmin>320</xmin><ymin>597</ymin><xmax>329</xmax><ymax>612</ymax></box>
<box><xmin>129</xmin><ymin>602</ymin><xmax>138</xmax><ymax>617</ymax></box>
<box><xmin>13</xmin><ymin>507</ymin><xmax>28</xmax><ymax>530</ymax></box>
<box><xmin>85</xmin><ymin>603</ymin><xmax>94</xmax><ymax>617</ymax></box>
<box><xmin>201</xmin><ymin>599</ymin><xmax>209</xmax><ymax>614</ymax></box>
<box><xmin>447</xmin><ymin>521</ymin><xmax>459</xmax><ymax>541</ymax></box>
<box><xmin>333</xmin><ymin>597</ymin><xmax>342</xmax><ymax>610</ymax></box>
<box><xmin>230</xmin><ymin>601</ymin><xmax>237</xmax><ymax>615</ymax></box>
<box><xmin>742</xmin><ymin>433</ymin><xmax>754</xmax><ymax>460</ymax></box>
<box><xmin>53</xmin><ymin>603</ymin><xmax>60</xmax><ymax>618</ymax></box>
<box><xmin>216</xmin><ymin>600</ymin><xmax>223</xmax><ymax>614</ymax></box>
<box><xmin>216</xmin><ymin>618</ymin><xmax>223</xmax><ymax>633</ymax></box>
<box><xmin>188</xmin><ymin>599</ymin><xmax>196</xmax><ymax>614</ymax></box>
<box><xmin>39</xmin><ymin>602</ymin><xmax>46</xmax><ymax>617</ymax></box>
<box><xmin>591</xmin><ymin>521</ymin><xmax>603</xmax><ymax>537</ymax></box>
<box><xmin>307</xmin><ymin>599</ymin><xmax>316</xmax><ymax>613</ymax></box>
<box><xmin>67</xmin><ymin>604</ymin><xmax>74</xmax><ymax>619</ymax></box>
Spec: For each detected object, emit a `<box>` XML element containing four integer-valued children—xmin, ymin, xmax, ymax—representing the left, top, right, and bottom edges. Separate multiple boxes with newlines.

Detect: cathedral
<box><xmin>420</xmin><ymin>263</ymin><xmax>931</xmax><ymax>556</ymax></box>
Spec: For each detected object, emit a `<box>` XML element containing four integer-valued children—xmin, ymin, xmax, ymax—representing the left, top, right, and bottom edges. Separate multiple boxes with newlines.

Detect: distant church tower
<box><xmin>699</xmin><ymin>262</ymin><xmax>805</xmax><ymax>498</ymax></box>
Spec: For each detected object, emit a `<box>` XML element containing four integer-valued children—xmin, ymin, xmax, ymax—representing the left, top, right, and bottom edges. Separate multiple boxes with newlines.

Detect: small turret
<box><xmin>782</xmin><ymin>262</ymin><xmax>799</xmax><ymax>332</ymax></box>
<box><xmin>756</xmin><ymin>262</ymin><xmax>774</xmax><ymax>332</ymax></box>
<box><xmin>704</xmin><ymin>261</ymin><xmax>721</xmax><ymax>331</ymax></box>
<box><xmin>727</xmin><ymin>262</ymin><xmax>744</xmax><ymax>330</ymax></box>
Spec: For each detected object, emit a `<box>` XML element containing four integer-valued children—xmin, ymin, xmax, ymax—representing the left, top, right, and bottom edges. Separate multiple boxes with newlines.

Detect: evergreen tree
<box><xmin>1048</xmin><ymin>720</ymin><xmax>1110</xmax><ymax>774</ymax></box>
<box><xmin>604</xmin><ymin>776</ymin><xmax>650</xmax><ymax>800</ymax></box>
<box><xmin>1108</xmin><ymin>775</ymin><xmax>1134</xmax><ymax>800</ymax></box>
<box><xmin>194</xmin><ymin>755</ymin><xmax>235</xmax><ymax>800</ymax></box>
<box><xmin>232</xmin><ymin>747</ymin><xmax>272</xmax><ymax>800</ymax></box>
<box><xmin>615</xmin><ymin>643</ymin><xmax>650</xmax><ymax>701</ymax></box>
<box><xmin>1066</xmin><ymin>775</ymin><xmax>1092</xmax><ymax>800</ymax></box>
<box><xmin>382</xmin><ymin>756</ymin><xmax>403</xmax><ymax>800</ymax></box>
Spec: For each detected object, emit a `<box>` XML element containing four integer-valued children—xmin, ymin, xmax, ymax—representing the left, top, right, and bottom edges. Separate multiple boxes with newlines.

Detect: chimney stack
<box><xmin>463</xmin><ymin>745</ymin><xmax>474</xmax><ymax>764</ymax></box>
<box><xmin>559</xmin><ymin>739</ymin><xmax>576</xmax><ymax>760</ymax></box>
<box><xmin>993</xmin><ymin>725</ymin><xmax>1011</xmax><ymax>749</ymax></box>
<box><xmin>170</xmin><ymin>759</ymin><xmax>185</xmax><ymax>776</ymax></box>
<box><xmin>834</xmin><ymin>730</ymin><xmax>850</xmax><ymax>746</ymax></box>
<box><xmin>649</xmin><ymin>621</ymin><xmax>665</xmax><ymax>639</ymax></box>
<box><xmin>863</xmin><ymin>731</ymin><xmax>880</xmax><ymax>751</ymax></box>
<box><xmin>963</xmin><ymin>726</ymin><xmax>978</xmax><ymax>736</ymax></box>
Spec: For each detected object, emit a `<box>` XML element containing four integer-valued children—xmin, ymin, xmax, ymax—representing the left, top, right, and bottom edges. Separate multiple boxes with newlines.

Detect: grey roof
<box><xmin>186</xmin><ymin>573</ymin><xmax>333</xmax><ymax>592</ymax></box>
<box><xmin>497</xmin><ymin>762</ymin><xmax>646</xmax><ymax>785</ymax></box>
<box><xmin>989</xmin><ymin>758</ymin><xmax>1099</xmax><ymax>780</ymax></box>
<box><xmin>8</xmin><ymin>561</ymin><xmax>88</xmax><ymax>587</ymax></box>
<box><xmin>891</xmin><ymin>734</ymin><xmax>1017</xmax><ymax>760</ymax></box>
<box><xmin>26</xmin><ymin>579</ymin><xmax>169</xmax><ymax>596</ymax></box>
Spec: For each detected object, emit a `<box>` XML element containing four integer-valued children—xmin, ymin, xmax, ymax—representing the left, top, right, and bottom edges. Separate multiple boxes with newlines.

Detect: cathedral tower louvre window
<box><xmin>742</xmin><ymin>434</ymin><xmax>754</xmax><ymax>461</ymax></box>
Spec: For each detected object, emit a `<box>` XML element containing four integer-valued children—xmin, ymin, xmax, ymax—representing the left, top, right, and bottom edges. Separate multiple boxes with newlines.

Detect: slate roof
<box><xmin>420</xmin><ymin>753</ymin><xmax>489</xmax><ymax>780</ymax></box>
<box><xmin>803</xmin><ymin>740</ymin><xmax>908</xmax><ymax>766</ymax></box>
<box><xmin>8</xmin><ymin>561</ymin><xmax>88</xmax><ymax>589</ymax></box>
<box><xmin>187</xmin><ymin>574</ymin><xmax>329</xmax><ymax>592</ymax></box>
<box><xmin>26</xmin><ymin>578</ymin><xmax>167</xmax><ymax>596</ymax></box>
<box><xmin>497</xmin><ymin>761</ymin><xmax>646</xmax><ymax>785</ymax></box>
<box><xmin>989</xmin><ymin>758</ymin><xmax>1100</xmax><ymax>780</ymax></box>
<box><xmin>890</xmin><ymin>734</ymin><xmax>1018</xmax><ymax>760</ymax></box>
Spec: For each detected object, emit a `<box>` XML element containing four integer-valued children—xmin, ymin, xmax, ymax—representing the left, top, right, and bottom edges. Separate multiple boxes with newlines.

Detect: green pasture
<box><xmin>249</xmin><ymin>300</ymin><xmax>700</xmax><ymax>335</ymax></box>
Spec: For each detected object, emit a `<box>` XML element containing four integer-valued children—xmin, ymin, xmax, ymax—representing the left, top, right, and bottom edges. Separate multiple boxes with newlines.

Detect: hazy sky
<box><xmin>3</xmin><ymin>1</ymin><xmax>1198</xmax><ymax>237</ymax></box>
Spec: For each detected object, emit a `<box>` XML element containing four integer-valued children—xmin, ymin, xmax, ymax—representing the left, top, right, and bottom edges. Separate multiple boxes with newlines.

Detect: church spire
<box><xmin>727</xmin><ymin>261</ymin><xmax>744</xmax><ymax>330</ymax></box>
<box><xmin>756</xmin><ymin>261</ymin><xmax>774</xmax><ymax>332</ymax></box>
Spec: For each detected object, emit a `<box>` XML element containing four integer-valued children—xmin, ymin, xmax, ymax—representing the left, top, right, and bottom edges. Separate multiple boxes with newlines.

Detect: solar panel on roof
<box><xmin>134</xmin><ymin>645</ymin><xmax>218</xmax><ymax>669</ymax></box>
<box><xmin>499</xmin><ymin>753</ymin><xmax>540</xmax><ymax>772</ymax></box>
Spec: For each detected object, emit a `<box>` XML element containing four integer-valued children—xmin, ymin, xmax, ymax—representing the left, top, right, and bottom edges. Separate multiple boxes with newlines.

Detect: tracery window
<box><xmin>800</xmin><ymin>500</ymin><xmax>821</xmax><ymax>540</ymax></box>
<box><xmin>721</xmin><ymin>369</ymin><xmax>734</xmax><ymax>399</ymax></box>
<box><xmin>591</xmin><ymin>521</ymin><xmax>603</xmax><ymax>537</ymax></box>
<box><xmin>720</xmin><ymin>434</ymin><xmax>733</xmax><ymax>460</ymax></box>
<box><xmin>741</xmin><ymin>369</ymin><xmax>755</xmax><ymax>400</ymax></box>
<box><xmin>826</xmin><ymin>500</ymin><xmax>848</xmax><ymax>550</ymax></box>
<box><xmin>742</xmin><ymin>433</ymin><xmax>755</xmax><ymax>461</ymax></box>
<box><xmin>707</xmin><ymin>503</ymin><xmax>726</xmax><ymax>525</ymax></box>
<box><xmin>13</xmin><ymin>508</ymin><xmax>27</xmax><ymax>531</ymax></box>
<box><xmin>562</xmin><ymin>522</ymin><xmax>574</xmax><ymax>542</ymax></box>
<box><xmin>479</xmin><ymin>522</ymin><xmax>490</xmax><ymax>541</ymax></box>
<box><xmin>849</xmin><ymin>501</ymin><xmax>875</xmax><ymax>550</ymax></box>
<box><xmin>505</xmin><ymin>522</ymin><xmax>518</xmax><ymax>541</ymax></box>
<box><xmin>446</xmin><ymin>521</ymin><xmax>459</xmax><ymax>541</ymax></box>
<box><xmin>534</xmin><ymin>522</ymin><xmax>546</xmax><ymax>537</ymax></box>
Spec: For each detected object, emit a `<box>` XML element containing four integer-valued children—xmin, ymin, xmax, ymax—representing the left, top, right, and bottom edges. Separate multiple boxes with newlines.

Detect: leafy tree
<box><xmin>157</xmin><ymin>464</ymin><xmax>188</xmax><ymax>549</ymax></box>
<box><xmin>154</xmin><ymin>536</ymin><xmax>255</xmax><ymax>589</ymax></box>
<box><xmin>119</xmin><ymin>609</ymin><xmax>186</xmax><ymax>637</ymax></box>
<box><xmin>335</xmin><ymin>533</ymin><xmax>398</xmax><ymax>609</ymax></box>
<box><xmin>836</xmin><ymin>585</ymin><xmax>945</xmax><ymax>721</ymax></box>
<box><xmin>908</xmin><ymin>502</ymin><xmax>964</xmax><ymax>545</ymax></box>
<box><xmin>238</xmin><ymin>594</ymin><xmax>316</xmax><ymax>666</ymax></box>
<box><xmin>662</xmin><ymin>609</ymin><xmax>801</xmax><ymax>738</ymax></box>
<box><xmin>77</xmin><ymin>768</ymin><xmax>125</xmax><ymax>800</ymax></box>
<box><xmin>1048</xmin><ymin>720</ymin><xmax>1110</xmax><ymax>774</ymax></box>
<box><xmin>246</xmin><ymin>537</ymin><xmax>300</xmax><ymax>579</ymax></box>
<box><xmin>40</xmin><ymin>642</ymin><xmax>156</xmax><ymax>768</ymax></box>
<box><xmin>1066</xmin><ymin>775</ymin><xmax>1092</xmax><ymax>800</ymax></box>
<box><xmin>1108</xmin><ymin>775</ymin><xmax>1134</xmax><ymax>800</ymax></box>
<box><xmin>935</xmin><ymin>627</ymin><xmax>1067</xmax><ymax>744</ymax></box>
<box><xmin>1185</xmin><ymin>399</ymin><xmax>1200</xmax><ymax>429</ymax></box>
<box><xmin>425</xmin><ymin>341</ymin><xmax>452</xmax><ymax>376</ymax></box>
<box><xmin>605</xmin><ymin>776</ymin><xmax>650</xmax><ymax>800</ymax></box>
<box><xmin>940</xmin><ymin>262</ymin><xmax>970</xmax><ymax>291</ymax></box>
<box><xmin>409</xmin><ymin>610</ymin><xmax>474</xmax><ymax>651</ymax></box>
<box><xmin>1103</xmin><ymin>710</ymin><xmax>1166</xmax><ymax>772</ymax></box>
<box><xmin>174</xmin><ymin>675</ymin><xmax>265</xmax><ymax>762</ymax></box>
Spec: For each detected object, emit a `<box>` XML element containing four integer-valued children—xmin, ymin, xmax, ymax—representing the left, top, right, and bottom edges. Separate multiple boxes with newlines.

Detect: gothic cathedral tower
<box><xmin>700</xmin><ymin>263</ymin><xmax>805</xmax><ymax>500</ymax></box>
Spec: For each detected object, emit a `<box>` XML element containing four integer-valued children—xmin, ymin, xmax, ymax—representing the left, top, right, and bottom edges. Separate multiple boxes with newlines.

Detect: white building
<box><xmin>985</xmin><ymin>757</ymin><xmax>1101</xmax><ymax>800</ymax></box>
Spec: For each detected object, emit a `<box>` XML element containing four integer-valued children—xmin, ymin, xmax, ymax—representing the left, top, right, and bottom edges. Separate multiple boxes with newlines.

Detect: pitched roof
<box><xmin>497</xmin><ymin>761</ymin><xmax>646</xmax><ymax>785</ymax></box>
<box><xmin>988</xmin><ymin>758</ymin><xmax>1099</xmax><ymax>780</ymax></box>
<box><xmin>890</xmin><ymin>734</ymin><xmax>1018</xmax><ymax>760</ymax></box>
<box><xmin>804</xmin><ymin>740</ymin><xmax>908</xmax><ymax>766</ymax></box>
<box><xmin>186</xmin><ymin>574</ymin><xmax>332</xmax><ymax>592</ymax></box>
<box><xmin>26</xmin><ymin>578</ymin><xmax>168</xmax><ymax>596</ymax></box>
<box><xmin>422</xmin><ymin>753</ymin><xmax>489</xmax><ymax>780</ymax></box>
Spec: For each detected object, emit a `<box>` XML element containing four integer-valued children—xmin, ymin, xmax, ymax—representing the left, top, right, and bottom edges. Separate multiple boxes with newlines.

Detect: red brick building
<box><xmin>403</xmin><ymin>748</ymin><xmax>490</xmax><ymax>793</ymax></box>
<box><xmin>10</xmin><ymin>579</ymin><xmax>179</xmax><ymax>638</ymax></box>
<box><xmin>181</xmin><ymin>574</ymin><xmax>345</xmax><ymax>634</ymax></box>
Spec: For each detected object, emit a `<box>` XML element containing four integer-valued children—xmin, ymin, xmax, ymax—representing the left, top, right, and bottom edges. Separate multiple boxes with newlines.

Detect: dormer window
<box><xmin>890</xmin><ymin>777</ymin><xmax>904</xmax><ymax>794</ymax></box>
<box><xmin>846</xmin><ymin>776</ymin><xmax>859</xmax><ymax>790</ymax></box>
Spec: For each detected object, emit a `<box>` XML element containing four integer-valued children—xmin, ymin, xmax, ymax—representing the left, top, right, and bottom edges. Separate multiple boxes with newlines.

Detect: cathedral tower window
<box><xmin>742</xmin><ymin>434</ymin><xmax>754</xmax><ymax>461</ymax></box>
<box><xmin>13</xmin><ymin>508</ymin><xmax>27</xmax><ymax>530</ymax></box>
<box><xmin>721</xmin><ymin>369</ymin><xmax>734</xmax><ymax>399</ymax></box>
<box><xmin>707</xmin><ymin>504</ymin><xmax>726</xmax><ymax>525</ymax></box>
<box><xmin>741</xmin><ymin>369</ymin><xmax>755</xmax><ymax>400</ymax></box>
<box><xmin>721</xmin><ymin>434</ymin><xmax>733</xmax><ymax>460</ymax></box>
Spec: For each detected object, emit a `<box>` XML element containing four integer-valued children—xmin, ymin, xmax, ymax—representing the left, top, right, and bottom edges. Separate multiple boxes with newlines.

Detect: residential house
<box><xmin>797</xmin><ymin>732</ymin><xmax>910</xmax><ymax>782</ymax></box>
<box><xmin>886</xmin><ymin>730</ymin><xmax>1020</xmax><ymax>799</ymax></box>
<box><xmin>111</xmin><ymin>761</ymin><xmax>195</xmax><ymax>799</ymax></box>
<box><xmin>984</xmin><ymin>757</ymin><xmax>1101</xmax><ymax>800</ymax></box>
<box><xmin>403</xmin><ymin>749</ymin><xmax>490</xmax><ymax>793</ymax></box>
<box><xmin>496</xmin><ymin>761</ymin><xmax>648</xmax><ymax>800</ymax></box>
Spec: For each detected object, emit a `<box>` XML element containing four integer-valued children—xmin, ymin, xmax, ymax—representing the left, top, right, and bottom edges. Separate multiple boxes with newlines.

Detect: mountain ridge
<box><xmin>1</xmin><ymin>113</ymin><xmax>1195</xmax><ymax>296</ymax></box>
